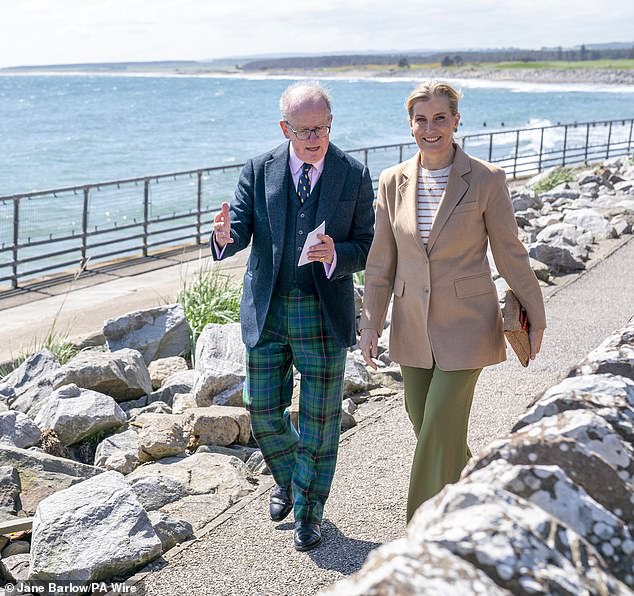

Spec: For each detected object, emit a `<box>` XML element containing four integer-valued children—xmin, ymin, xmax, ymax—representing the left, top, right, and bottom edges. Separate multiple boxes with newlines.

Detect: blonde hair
<box><xmin>405</xmin><ymin>80</ymin><xmax>461</xmax><ymax>118</ymax></box>
<box><xmin>279</xmin><ymin>81</ymin><xmax>332</xmax><ymax>121</ymax></box>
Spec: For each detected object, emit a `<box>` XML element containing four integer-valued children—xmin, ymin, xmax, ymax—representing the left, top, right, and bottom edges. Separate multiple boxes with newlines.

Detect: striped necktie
<box><xmin>297</xmin><ymin>162</ymin><xmax>312</xmax><ymax>204</ymax></box>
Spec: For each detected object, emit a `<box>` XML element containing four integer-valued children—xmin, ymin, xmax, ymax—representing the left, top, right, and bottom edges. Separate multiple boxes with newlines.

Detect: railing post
<box><xmin>488</xmin><ymin>133</ymin><xmax>493</xmax><ymax>162</ymax></box>
<box><xmin>606</xmin><ymin>121</ymin><xmax>613</xmax><ymax>160</ymax></box>
<box><xmin>143</xmin><ymin>179</ymin><xmax>150</xmax><ymax>257</ymax></box>
<box><xmin>364</xmin><ymin>150</ymin><xmax>368</xmax><ymax>167</ymax></box>
<box><xmin>537</xmin><ymin>127</ymin><xmax>545</xmax><ymax>172</ymax></box>
<box><xmin>399</xmin><ymin>145</ymin><xmax>403</xmax><ymax>162</ymax></box>
<box><xmin>196</xmin><ymin>171</ymin><xmax>203</xmax><ymax>245</ymax></box>
<box><xmin>584</xmin><ymin>123</ymin><xmax>590</xmax><ymax>164</ymax></box>
<box><xmin>11</xmin><ymin>198</ymin><xmax>19</xmax><ymax>289</ymax></box>
<box><xmin>513</xmin><ymin>130</ymin><xmax>520</xmax><ymax>179</ymax></box>
<box><xmin>81</xmin><ymin>187</ymin><xmax>89</xmax><ymax>269</ymax></box>
<box><xmin>562</xmin><ymin>124</ymin><xmax>568</xmax><ymax>167</ymax></box>
<box><xmin>628</xmin><ymin>119</ymin><xmax>633</xmax><ymax>154</ymax></box>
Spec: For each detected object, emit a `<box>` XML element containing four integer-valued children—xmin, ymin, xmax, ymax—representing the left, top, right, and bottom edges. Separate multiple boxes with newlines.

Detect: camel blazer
<box><xmin>359</xmin><ymin>145</ymin><xmax>546</xmax><ymax>371</ymax></box>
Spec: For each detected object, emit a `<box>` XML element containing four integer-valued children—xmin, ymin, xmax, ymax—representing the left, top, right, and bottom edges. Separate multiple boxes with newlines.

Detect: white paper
<box><xmin>297</xmin><ymin>221</ymin><xmax>326</xmax><ymax>266</ymax></box>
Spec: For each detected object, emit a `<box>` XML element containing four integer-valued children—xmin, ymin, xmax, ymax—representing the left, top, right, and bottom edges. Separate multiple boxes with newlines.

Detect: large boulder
<box><xmin>51</xmin><ymin>349</ymin><xmax>153</xmax><ymax>401</ymax></box>
<box><xmin>195</xmin><ymin>322</ymin><xmax>245</xmax><ymax>367</ymax></box>
<box><xmin>0</xmin><ymin>444</ymin><xmax>102</xmax><ymax>515</ymax></box>
<box><xmin>33</xmin><ymin>384</ymin><xmax>127</xmax><ymax>446</ymax></box>
<box><xmin>191</xmin><ymin>357</ymin><xmax>245</xmax><ymax>407</ymax></box>
<box><xmin>103</xmin><ymin>304</ymin><xmax>191</xmax><ymax>365</ymax></box>
<box><xmin>29</xmin><ymin>471</ymin><xmax>162</xmax><ymax>583</ymax></box>
<box><xmin>134</xmin><ymin>413</ymin><xmax>188</xmax><ymax>462</ymax></box>
<box><xmin>0</xmin><ymin>349</ymin><xmax>60</xmax><ymax>414</ymax></box>
<box><xmin>181</xmin><ymin>405</ymin><xmax>251</xmax><ymax>447</ymax></box>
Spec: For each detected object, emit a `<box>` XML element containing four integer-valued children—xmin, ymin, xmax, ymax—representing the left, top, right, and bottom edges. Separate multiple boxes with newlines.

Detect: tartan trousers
<box><xmin>244</xmin><ymin>289</ymin><xmax>347</xmax><ymax>524</ymax></box>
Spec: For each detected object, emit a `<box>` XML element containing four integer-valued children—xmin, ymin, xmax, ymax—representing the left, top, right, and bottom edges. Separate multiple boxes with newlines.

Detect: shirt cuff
<box><xmin>324</xmin><ymin>250</ymin><xmax>337</xmax><ymax>279</ymax></box>
<box><xmin>212</xmin><ymin>235</ymin><xmax>226</xmax><ymax>259</ymax></box>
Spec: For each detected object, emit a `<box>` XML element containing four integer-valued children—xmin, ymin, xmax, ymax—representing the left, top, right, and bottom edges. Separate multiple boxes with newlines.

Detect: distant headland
<box><xmin>2</xmin><ymin>45</ymin><xmax>634</xmax><ymax>85</ymax></box>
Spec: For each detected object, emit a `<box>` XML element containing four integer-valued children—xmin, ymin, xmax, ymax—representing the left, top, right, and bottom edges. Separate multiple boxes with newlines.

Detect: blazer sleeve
<box><xmin>210</xmin><ymin>159</ymin><xmax>255</xmax><ymax>260</ymax></box>
<box><xmin>485</xmin><ymin>169</ymin><xmax>547</xmax><ymax>330</ymax></box>
<box><xmin>359</xmin><ymin>169</ymin><xmax>398</xmax><ymax>335</ymax></box>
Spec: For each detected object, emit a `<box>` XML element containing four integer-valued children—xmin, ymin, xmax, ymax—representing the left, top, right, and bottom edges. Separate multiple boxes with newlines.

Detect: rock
<box><xmin>172</xmin><ymin>392</ymin><xmax>197</xmax><ymax>414</ymax></box>
<box><xmin>410</xmin><ymin>482</ymin><xmax>628</xmax><ymax>595</ymax></box>
<box><xmin>134</xmin><ymin>413</ymin><xmax>187</xmax><ymax>462</ymax></box>
<box><xmin>182</xmin><ymin>406</ymin><xmax>251</xmax><ymax>447</ymax></box>
<box><xmin>195</xmin><ymin>443</ymin><xmax>259</xmax><ymax>462</ymax></box>
<box><xmin>535</xmin><ymin>222</ymin><xmax>580</xmax><ymax>245</ymax></box>
<box><xmin>147</xmin><ymin>510</ymin><xmax>194</xmax><ymax>552</ymax></box>
<box><xmin>344</xmin><ymin>351</ymin><xmax>372</xmax><ymax>395</ymax></box>
<box><xmin>33</xmin><ymin>383</ymin><xmax>127</xmax><ymax>446</ymax></box>
<box><xmin>465</xmin><ymin>460</ymin><xmax>634</xmax><ymax>587</ymax></box>
<box><xmin>0</xmin><ymin>553</ymin><xmax>30</xmax><ymax>582</ymax></box>
<box><xmin>118</xmin><ymin>395</ymin><xmax>148</xmax><ymax>416</ymax></box>
<box><xmin>529</xmin><ymin>257</ymin><xmax>550</xmax><ymax>282</ymax></box>
<box><xmin>148</xmin><ymin>356</ymin><xmax>189</xmax><ymax>389</ymax></box>
<box><xmin>125</xmin><ymin>452</ymin><xmax>254</xmax><ymax>514</ymax></box>
<box><xmin>562</xmin><ymin>208</ymin><xmax>615</xmax><ymax>241</ymax></box>
<box><xmin>568</xmin><ymin>323</ymin><xmax>634</xmax><ymax>381</ymax></box>
<box><xmin>464</xmin><ymin>435</ymin><xmax>634</xmax><ymax>535</ymax></box>
<box><xmin>341</xmin><ymin>398</ymin><xmax>357</xmax><ymax>431</ymax></box>
<box><xmin>0</xmin><ymin>444</ymin><xmax>102</xmax><ymax>515</ymax></box>
<box><xmin>148</xmin><ymin>369</ymin><xmax>196</xmax><ymax>406</ymax></box>
<box><xmin>1</xmin><ymin>540</ymin><xmax>30</xmax><ymax>557</ymax></box>
<box><xmin>29</xmin><ymin>470</ymin><xmax>162</xmax><ymax>583</ymax></box>
<box><xmin>94</xmin><ymin>429</ymin><xmax>141</xmax><ymax>475</ymax></box>
<box><xmin>0</xmin><ymin>410</ymin><xmax>42</xmax><ymax>448</ymax></box>
<box><xmin>246</xmin><ymin>450</ymin><xmax>269</xmax><ymax>475</ymax></box>
<box><xmin>51</xmin><ymin>349</ymin><xmax>153</xmax><ymax>401</ymax></box>
<box><xmin>103</xmin><ymin>304</ymin><xmax>191</xmax><ymax>365</ymax></box>
<box><xmin>528</xmin><ymin>242</ymin><xmax>586</xmax><ymax>274</ymax></box>
<box><xmin>0</xmin><ymin>466</ymin><xmax>21</xmax><ymax>520</ymax></box>
<box><xmin>320</xmin><ymin>539</ymin><xmax>510</xmax><ymax>595</ymax></box>
<box><xmin>194</xmin><ymin>322</ymin><xmax>245</xmax><ymax>368</ymax></box>
<box><xmin>0</xmin><ymin>349</ymin><xmax>61</xmax><ymax>414</ymax></box>
<box><xmin>128</xmin><ymin>400</ymin><xmax>172</xmax><ymax>420</ymax></box>
<box><xmin>191</xmin><ymin>357</ymin><xmax>244</xmax><ymax>407</ymax></box>
<box><xmin>208</xmin><ymin>381</ymin><xmax>245</xmax><ymax>407</ymax></box>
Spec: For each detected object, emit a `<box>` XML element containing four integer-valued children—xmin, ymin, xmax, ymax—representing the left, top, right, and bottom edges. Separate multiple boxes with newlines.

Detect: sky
<box><xmin>0</xmin><ymin>0</ymin><xmax>633</xmax><ymax>69</ymax></box>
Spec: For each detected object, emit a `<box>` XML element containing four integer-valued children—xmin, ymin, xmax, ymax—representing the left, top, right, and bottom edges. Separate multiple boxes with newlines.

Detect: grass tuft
<box><xmin>532</xmin><ymin>167</ymin><xmax>575</xmax><ymax>194</ymax></box>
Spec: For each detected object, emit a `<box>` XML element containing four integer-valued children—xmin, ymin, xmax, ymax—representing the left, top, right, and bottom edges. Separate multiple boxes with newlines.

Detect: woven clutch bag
<box><xmin>502</xmin><ymin>289</ymin><xmax>531</xmax><ymax>367</ymax></box>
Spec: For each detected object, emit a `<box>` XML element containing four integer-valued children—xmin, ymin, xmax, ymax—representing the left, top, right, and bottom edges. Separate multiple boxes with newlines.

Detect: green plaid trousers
<box><xmin>244</xmin><ymin>289</ymin><xmax>347</xmax><ymax>524</ymax></box>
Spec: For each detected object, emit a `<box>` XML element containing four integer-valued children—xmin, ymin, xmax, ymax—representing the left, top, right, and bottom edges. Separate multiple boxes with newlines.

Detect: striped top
<box><xmin>417</xmin><ymin>164</ymin><xmax>452</xmax><ymax>243</ymax></box>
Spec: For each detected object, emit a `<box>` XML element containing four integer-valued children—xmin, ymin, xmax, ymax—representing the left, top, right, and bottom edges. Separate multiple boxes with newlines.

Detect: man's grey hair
<box><xmin>279</xmin><ymin>81</ymin><xmax>332</xmax><ymax>121</ymax></box>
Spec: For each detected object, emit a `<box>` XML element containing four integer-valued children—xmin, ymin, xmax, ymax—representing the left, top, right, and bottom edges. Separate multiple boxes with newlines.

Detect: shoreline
<box><xmin>2</xmin><ymin>66</ymin><xmax>634</xmax><ymax>86</ymax></box>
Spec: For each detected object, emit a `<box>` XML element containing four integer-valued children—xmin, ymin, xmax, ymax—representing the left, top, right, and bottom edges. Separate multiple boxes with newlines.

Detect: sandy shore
<box><xmin>246</xmin><ymin>66</ymin><xmax>634</xmax><ymax>86</ymax></box>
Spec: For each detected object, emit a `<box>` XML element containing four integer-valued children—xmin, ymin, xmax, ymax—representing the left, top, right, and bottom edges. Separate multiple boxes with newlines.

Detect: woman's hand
<box><xmin>359</xmin><ymin>328</ymin><xmax>379</xmax><ymax>370</ymax></box>
<box><xmin>529</xmin><ymin>328</ymin><xmax>544</xmax><ymax>361</ymax></box>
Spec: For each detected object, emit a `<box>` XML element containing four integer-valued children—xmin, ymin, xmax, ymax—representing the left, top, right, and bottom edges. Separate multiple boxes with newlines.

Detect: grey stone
<box><xmin>0</xmin><ymin>444</ymin><xmax>102</xmax><ymax>515</ymax></box>
<box><xmin>182</xmin><ymin>405</ymin><xmax>250</xmax><ymax>448</ymax></box>
<box><xmin>51</xmin><ymin>348</ymin><xmax>153</xmax><ymax>401</ymax></box>
<box><xmin>134</xmin><ymin>413</ymin><xmax>188</xmax><ymax>462</ymax></box>
<box><xmin>0</xmin><ymin>466</ymin><xmax>21</xmax><ymax>520</ymax></box>
<box><xmin>191</xmin><ymin>357</ymin><xmax>244</xmax><ymax>407</ymax></box>
<box><xmin>147</xmin><ymin>510</ymin><xmax>194</xmax><ymax>552</ymax></box>
<box><xmin>171</xmin><ymin>392</ymin><xmax>197</xmax><ymax>414</ymax></box>
<box><xmin>0</xmin><ymin>410</ymin><xmax>41</xmax><ymax>448</ymax></box>
<box><xmin>0</xmin><ymin>349</ymin><xmax>60</xmax><ymax>414</ymax></box>
<box><xmin>562</xmin><ymin>208</ymin><xmax>615</xmax><ymax>241</ymax></box>
<box><xmin>148</xmin><ymin>369</ymin><xmax>196</xmax><ymax>407</ymax></box>
<box><xmin>94</xmin><ymin>429</ymin><xmax>141</xmax><ymax>475</ymax></box>
<box><xmin>528</xmin><ymin>242</ymin><xmax>586</xmax><ymax>274</ymax></box>
<box><xmin>194</xmin><ymin>322</ymin><xmax>245</xmax><ymax>368</ymax></box>
<box><xmin>33</xmin><ymin>383</ymin><xmax>127</xmax><ymax>446</ymax></box>
<box><xmin>344</xmin><ymin>351</ymin><xmax>372</xmax><ymax>395</ymax></box>
<box><xmin>29</xmin><ymin>470</ymin><xmax>162</xmax><ymax>583</ymax></box>
<box><xmin>103</xmin><ymin>304</ymin><xmax>191</xmax><ymax>365</ymax></box>
<box><xmin>1</xmin><ymin>540</ymin><xmax>30</xmax><ymax>557</ymax></box>
<box><xmin>0</xmin><ymin>553</ymin><xmax>30</xmax><ymax>582</ymax></box>
<box><xmin>148</xmin><ymin>356</ymin><xmax>189</xmax><ymax>389</ymax></box>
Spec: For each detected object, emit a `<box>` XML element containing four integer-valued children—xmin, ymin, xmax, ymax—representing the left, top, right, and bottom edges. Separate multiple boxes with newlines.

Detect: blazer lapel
<box><xmin>426</xmin><ymin>145</ymin><xmax>471</xmax><ymax>252</ymax></box>
<box><xmin>265</xmin><ymin>143</ymin><xmax>290</xmax><ymax>268</ymax></box>
<box><xmin>316</xmin><ymin>145</ymin><xmax>346</xmax><ymax>227</ymax></box>
<box><xmin>398</xmin><ymin>153</ymin><xmax>428</xmax><ymax>256</ymax></box>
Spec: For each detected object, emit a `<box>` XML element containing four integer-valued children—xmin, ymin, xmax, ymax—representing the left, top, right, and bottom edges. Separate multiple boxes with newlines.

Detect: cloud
<box><xmin>0</xmin><ymin>0</ymin><xmax>632</xmax><ymax>68</ymax></box>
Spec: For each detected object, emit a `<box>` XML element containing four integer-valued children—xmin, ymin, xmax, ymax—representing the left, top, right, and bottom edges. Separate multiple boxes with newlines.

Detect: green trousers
<box><xmin>401</xmin><ymin>365</ymin><xmax>482</xmax><ymax>522</ymax></box>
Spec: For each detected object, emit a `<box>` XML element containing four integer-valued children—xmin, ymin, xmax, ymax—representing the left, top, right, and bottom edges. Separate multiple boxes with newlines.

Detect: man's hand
<box><xmin>529</xmin><ymin>328</ymin><xmax>544</xmax><ymax>361</ymax></box>
<box><xmin>307</xmin><ymin>233</ymin><xmax>334</xmax><ymax>264</ymax></box>
<box><xmin>213</xmin><ymin>202</ymin><xmax>233</xmax><ymax>249</ymax></box>
<box><xmin>359</xmin><ymin>328</ymin><xmax>379</xmax><ymax>370</ymax></box>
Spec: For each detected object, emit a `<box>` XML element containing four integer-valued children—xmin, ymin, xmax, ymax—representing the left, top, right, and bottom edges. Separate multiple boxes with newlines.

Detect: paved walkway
<box><xmin>2</xmin><ymin>236</ymin><xmax>633</xmax><ymax>595</ymax></box>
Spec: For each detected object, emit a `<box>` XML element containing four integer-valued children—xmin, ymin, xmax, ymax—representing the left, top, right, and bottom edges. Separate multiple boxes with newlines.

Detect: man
<box><xmin>212</xmin><ymin>81</ymin><xmax>374</xmax><ymax>551</ymax></box>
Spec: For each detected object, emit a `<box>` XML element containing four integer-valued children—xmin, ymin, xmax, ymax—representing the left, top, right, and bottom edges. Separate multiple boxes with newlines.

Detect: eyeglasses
<box><xmin>284</xmin><ymin>122</ymin><xmax>331</xmax><ymax>140</ymax></box>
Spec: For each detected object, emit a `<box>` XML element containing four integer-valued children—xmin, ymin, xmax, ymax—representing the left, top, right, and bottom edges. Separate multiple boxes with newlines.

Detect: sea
<box><xmin>2</xmin><ymin>73</ymin><xmax>634</xmax><ymax>197</ymax></box>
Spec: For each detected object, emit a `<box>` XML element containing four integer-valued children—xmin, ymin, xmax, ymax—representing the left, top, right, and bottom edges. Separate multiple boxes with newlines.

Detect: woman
<box><xmin>359</xmin><ymin>80</ymin><xmax>546</xmax><ymax>522</ymax></box>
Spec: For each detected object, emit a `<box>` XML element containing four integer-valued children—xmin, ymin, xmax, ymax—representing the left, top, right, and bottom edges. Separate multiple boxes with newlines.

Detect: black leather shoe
<box><xmin>293</xmin><ymin>521</ymin><xmax>322</xmax><ymax>551</ymax></box>
<box><xmin>269</xmin><ymin>484</ymin><xmax>293</xmax><ymax>522</ymax></box>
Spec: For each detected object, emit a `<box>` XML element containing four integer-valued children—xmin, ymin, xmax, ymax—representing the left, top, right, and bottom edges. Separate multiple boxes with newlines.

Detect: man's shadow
<box><xmin>275</xmin><ymin>518</ymin><xmax>381</xmax><ymax>575</ymax></box>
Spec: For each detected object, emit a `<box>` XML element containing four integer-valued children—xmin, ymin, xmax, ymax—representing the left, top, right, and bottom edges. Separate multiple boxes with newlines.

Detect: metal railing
<box><xmin>1</xmin><ymin>118</ymin><xmax>632</xmax><ymax>290</ymax></box>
